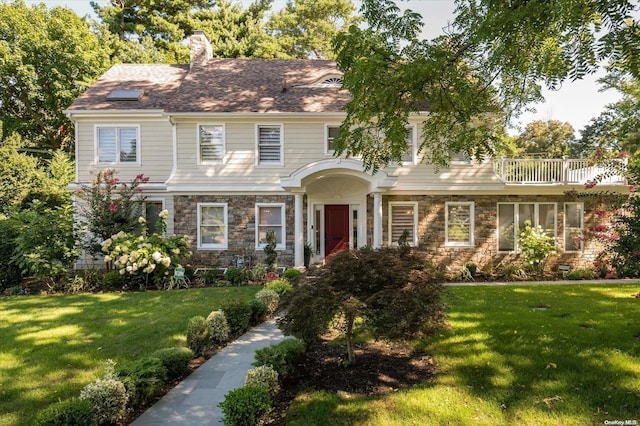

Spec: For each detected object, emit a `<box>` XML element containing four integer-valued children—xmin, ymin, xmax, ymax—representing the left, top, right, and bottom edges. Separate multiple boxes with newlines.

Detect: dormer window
<box><xmin>297</xmin><ymin>74</ymin><xmax>343</xmax><ymax>88</ymax></box>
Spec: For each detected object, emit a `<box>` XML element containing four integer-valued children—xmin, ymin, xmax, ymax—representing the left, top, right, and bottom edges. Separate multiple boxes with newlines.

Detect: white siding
<box><xmin>75</xmin><ymin>118</ymin><xmax>174</xmax><ymax>184</ymax></box>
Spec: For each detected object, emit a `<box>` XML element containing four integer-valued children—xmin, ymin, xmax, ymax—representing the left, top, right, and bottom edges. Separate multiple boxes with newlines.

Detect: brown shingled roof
<box><xmin>67</xmin><ymin>64</ymin><xmax>189</xmax><ymax>111</ymax></box>
<box><xmin>68</xmin><ymin>59</ymin><xmax>350</xmax><ymax>113</ymax></box>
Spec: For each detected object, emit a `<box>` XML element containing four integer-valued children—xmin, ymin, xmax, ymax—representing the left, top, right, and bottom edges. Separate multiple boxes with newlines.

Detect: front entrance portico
<box><xmin>281</xmin><ymin>159</ymin><xmax>397</xmax><ymax>267</ymax></box>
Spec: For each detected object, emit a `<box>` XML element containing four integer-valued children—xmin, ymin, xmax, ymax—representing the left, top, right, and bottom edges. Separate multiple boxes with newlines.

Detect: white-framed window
<box><xmin>95</xmin><ymin>125</ymin><xmax>140</xmax><ymax>164</ymax></box>
<box><xmin>256</xmin><ymin>125</ymin><xmax>283</xmax><ymax>165</ymax></box>
<box><xmin>400</xmin><ymin>126</ymin><xmax>417</xmax><ymax>164</ymax></box>
<box><xmin>325</xmin><ymin>124</ymin><xmax>340</xmax><ymax>153</ymax></box>
<box><xmin>389</xmin><ymin>202</ymin><xmax>418</xmax><ymax>246</ymax></box>
<box><xmin>199</xmin><ymin>124</ymin><xmax>225</xmax><ymax>164</ymax></box>
<box><xmin>197</xmin><ymin>203</ymin><xmax>228</xmax><ymax>249</ymax></box>
<box><xmin>564</xmin><ymin>202</ymin><xmax>584</xmax><ymax>252</ymax></box>
<box><xmin>256</xmin><ymin>203</ymin><xmax>285</xmax><ymax>250</ymax></box>
<box><xmin>498</xmin><ymin>202</ymin><xmax>557</xmax><ymax>252</ymax></box>
<box><xmin>144</xmin><ymin>199</ymin><xmax>165</xmax><ymax>235</ymax></box>
<box><xmin>445</xmin><ymin>202</ymin><xmax>475</xmax><ymax>246</ymax></box>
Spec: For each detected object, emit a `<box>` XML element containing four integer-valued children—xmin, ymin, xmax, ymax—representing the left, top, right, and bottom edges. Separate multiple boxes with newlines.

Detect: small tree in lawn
<box><xmin>75</xmin><ymin>169</ymin><xmax>149</xmax><ymax>256</ymax></box>
<box><xmin>278</xmin><ymin>247</ymin><xmax>446</xmax><ymax>364</ymax></box>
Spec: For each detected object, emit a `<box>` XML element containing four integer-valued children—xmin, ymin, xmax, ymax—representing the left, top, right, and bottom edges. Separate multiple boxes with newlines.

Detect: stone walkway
<box><xmin>131</xmin><ymin>318</ymin><xmax>287</xmax><ymax>426</ymax></box>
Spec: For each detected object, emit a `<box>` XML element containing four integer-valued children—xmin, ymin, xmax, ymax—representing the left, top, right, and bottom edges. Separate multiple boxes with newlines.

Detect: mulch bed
<box><xmin>268</xmin><ymin>337</ymin><xmax>437</xmax><ymax>425</ymax></box>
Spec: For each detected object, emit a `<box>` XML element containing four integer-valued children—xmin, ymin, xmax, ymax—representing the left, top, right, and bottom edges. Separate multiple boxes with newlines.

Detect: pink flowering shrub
<box><xmin>76</xmin><ymin>169</ymin><xmax>149</xmax><ymax>255</ymax></box>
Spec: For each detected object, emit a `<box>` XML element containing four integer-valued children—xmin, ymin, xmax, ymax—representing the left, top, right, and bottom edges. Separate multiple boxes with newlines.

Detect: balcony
<box><xmin>493</xmin><ymin>158</ymin><xmax>627</xmax><ymax>185</ymax></box>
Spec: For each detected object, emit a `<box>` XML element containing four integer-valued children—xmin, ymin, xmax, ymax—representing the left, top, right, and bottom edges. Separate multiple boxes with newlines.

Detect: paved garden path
<box><xmin>131</xmin><ymin>318</ymin><xmax>287</xmax><ymax>426</ymax></box>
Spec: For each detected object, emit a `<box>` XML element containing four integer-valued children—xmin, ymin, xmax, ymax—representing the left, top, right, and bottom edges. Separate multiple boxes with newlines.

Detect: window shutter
<box><xmin>391</xmin><ymin>205</ymin><xmax>414</xmax><ymax>243</ymax></box>
<box><xmin>258</xmin><ymin>126</ymin><xmax>281</xmax><ymax>163</ymax></box>
<box><xmin>200</xmin><ymin>125</ymin><xmax>224</xmax><ymax>162</ymax></box>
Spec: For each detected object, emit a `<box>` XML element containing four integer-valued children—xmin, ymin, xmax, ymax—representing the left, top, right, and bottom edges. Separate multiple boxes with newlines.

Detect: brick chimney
<box><xmin>190</xmin><ymin>31</ymin><xmax>212</xmax><ymax>69</ymax></box>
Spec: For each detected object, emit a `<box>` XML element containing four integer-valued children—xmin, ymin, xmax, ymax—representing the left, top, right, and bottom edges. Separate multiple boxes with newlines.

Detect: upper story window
<box><xmin>446</xmin><ymin>202</ymin><xmax>474</xmax><ymax>246</ymax></box>
<box><xmin>326</xmin><ymin>125</ymin><xmax>340</xmax><ymax>153</ymax></box>
<box><xmin>198</xmin><ymin>203</ymin><xmax>228</xmax><ymax>250</ymax></box>
<box><xmin>96</xmin><ymin>125</ymin><xmax>139</xmax><ymax>164</ymax></box>
<box><xmin>498</xmin><ymin>202</ymin><xmax>556</xmax><ymax>252</ymax></box>
<box><xmin>199</xmin><ymin>124</ymin><xmax>225</xmax><ymax>164</ymax></box>
<box><xmin>389</xmin><ymin>202</ymin><xmax>418</xmax><ymax>246</ymax></box>
<box><xmin>256</xmin><ymin>203</ymin><xmax>286</xmax><ymax>250</ymax></box>
<box><xmin>564</xmin><ymin>202</ymin><xmax>584</xmax><ymax>252</ymax></box>
<box><xmin>257</xmin><ymin>125</ymin><xmax>283</xmax><ymax>165</ymax></box>
<box><xmin>400</xmin><ymin>126</ymin><xmax>416</xmax><ymax>164</ymax></box>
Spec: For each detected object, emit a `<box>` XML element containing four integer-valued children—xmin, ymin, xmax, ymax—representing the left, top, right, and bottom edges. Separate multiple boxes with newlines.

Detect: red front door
<box><xmin>325</xmin><ymin>205</ymin><xmax>349</xmax><ymax>257</ymax></box>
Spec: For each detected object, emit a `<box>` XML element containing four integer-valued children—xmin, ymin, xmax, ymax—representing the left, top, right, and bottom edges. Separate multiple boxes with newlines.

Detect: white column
<box><xmin>294</xmin><ymin>193</ymin><xmax>304</xmax><ymax>267</ymax></box>
<box><xmin>372</xmin><ymin>192</ymin><xmax>382</xmax><ymax>248</ymax></box>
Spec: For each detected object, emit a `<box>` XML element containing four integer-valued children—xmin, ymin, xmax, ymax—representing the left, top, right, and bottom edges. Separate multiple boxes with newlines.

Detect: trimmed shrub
<box><xmin>565</xmin><ymin>268</ymin><xmax>595</xmax><ymax>280</ymax></box>
<box><xmin>206</xmin><ymin>310</ymin><xmax>230</xmax><ymax>344</ymax></box>
<box><xmin>253</xmin><ymin>338</ymin><xmax>305</xmax><ymax>377</ymax></box>
<box><xmin>250</xmin><ymin>299</ymin><xmax>268</xmax><ymax>325</ymax></box>
<box><xmin>34</xmin><ymin>398</ymin><xmax>96</xmax><ymax>426</ymax></box>
<box><xmin>99</xmin><ymin>271</ymin><xmax>124</xmax><ymax>291</ymax></box>
<box><xmin>79</xmin><ymin>378</ymin><xmax>127</xmax><ymax>425</ymax></box>
<box><xmin>224</xmin><ymin>267</ymin><xmax>247</xmax><ymax>286</ymax></box>
<box><xmin>281</xmin><ymin>268</ymin><xmax>302</xmax><ymax>285</ymax></box>
<box><xmin>186</xmin><ymin>316</ymin><xmax>210</xmax><ymax>356</ymax></box>
<box><xmin>218</xmin><ymin>385</ymin><xmax>272</xmax><ymax>426</ymax></box>
<box><xmin>244</xmin><ymin>365</ymin><xmax>280</xmax><ymax>395</ymax></box>
<box><xmin>265</xmin><ymin>279</ymin><xmax>292</xmax><ymax>297</ymax></box>
<box><xmin>117</xmin><ymin>357</ymin><xmax>168</xmax><ymax>408</ymax></box>
<box><xmin>255</xmin><ymin>289</ymin><xmax>279</xmax><ymax>315</ymax></box>
<box><xmin>151</xmin><ymin>347</ymin><xmax>193</xmax><ymax>380</ymax></box>
<box><xmin>221</xmin><ymin>300</ymin><xmax>253</xmax><ymax>336</ymax></box>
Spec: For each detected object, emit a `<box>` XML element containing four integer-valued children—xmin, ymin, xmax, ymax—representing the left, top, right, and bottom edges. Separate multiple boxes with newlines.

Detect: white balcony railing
<box><xmin>493</xmin><ymin>158</ymin><xmax>627</xmax><ymax>185</ymax></box>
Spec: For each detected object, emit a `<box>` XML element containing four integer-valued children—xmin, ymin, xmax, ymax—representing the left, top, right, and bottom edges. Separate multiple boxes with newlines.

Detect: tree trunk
<box><xmin>346</xmin><ymin>316</ymin><xmax>355</xmax><ymax>364</ymax></box>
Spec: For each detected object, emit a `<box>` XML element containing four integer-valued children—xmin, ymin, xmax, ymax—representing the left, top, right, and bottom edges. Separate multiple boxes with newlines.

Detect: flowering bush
<box><xmin>76</xmin><ymin>169</ymin><xmax>148</xmax><ymax>255</ymax></box>
<box><xmin>101</xmin><ymin>209</ymin><xmax>191</xmax><ymax>288</ymax></box>
<box><xmin>518</xmin><ymin>221</ymin><xmax>557</xmax><ymax>271</ymax></box>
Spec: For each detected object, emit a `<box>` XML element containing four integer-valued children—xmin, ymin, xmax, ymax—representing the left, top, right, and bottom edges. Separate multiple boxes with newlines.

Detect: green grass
<box><xmin>0</xmin><ymin>287</ymin><xmax>260</xmax><ymax>426</ymax></box>
<box><xmin>286</xmin><ymin>284</ymin><xmax>640</xmax><ymax>425</ymax></box>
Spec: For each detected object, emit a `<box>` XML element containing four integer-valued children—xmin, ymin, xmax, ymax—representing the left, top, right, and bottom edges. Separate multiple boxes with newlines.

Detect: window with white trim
<box><xmin>446</xmin><ymin>202</ymin><xmax>474</xmax><ymax>246</ymax></box>
<box><xmin>256</xmin><ymin>203</ymin><xmax>285</xmax><ymax>249</ymax></box>
<box><xmin>144</xmin><ymin>200</ymin><xmax>164</xmax><ymax>235</ymax></box>
<box><xmin>326</xmin><ymin>125</ymin><xmax>340</xmax><ymax>153</ymax></box>
<box><xmin>389</xmin><ymin>202</ymin><xmax>418</xmax><ymax>246</ymax></box>
<box><xmin>498</xmin><ymin>202</ymin><xmax>557</xmax><ymax>252</ymax></box>
<box><xmin>198</xmin><ymin>203</ymin><xmax>228</xmax><ymax>249</ymax></box>
<box><xmin>400</xmin><ymin>126</ymin><xmax>416</xmax><ymax>164</ymax></box>
<box><xmin>96</xmin><ymin>126</ymin><xmax>139</xmax><ymax>163</ymax></box>
<box><xmin>199</xmin><ymin>124</ymin><xmax>225</xmax><ymax>164</ymax></box>
<box><xmin>564</xmin><ymin>202</ymin><xmax>584</xmax><ymax>252</ymax></box>
<box><xmin>257</xmin><ymin>125</ymin><xmax>283</xmax><ymax>165</ymax></box>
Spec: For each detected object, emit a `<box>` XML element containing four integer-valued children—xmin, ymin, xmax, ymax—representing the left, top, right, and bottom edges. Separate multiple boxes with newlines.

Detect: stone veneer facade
<box><xmin>174</xmin><ymin>193</ymin><xmax>606</xmax><ymax>271</ymax></box>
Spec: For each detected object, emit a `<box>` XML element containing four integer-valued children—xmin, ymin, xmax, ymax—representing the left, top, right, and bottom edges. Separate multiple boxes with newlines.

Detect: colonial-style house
<box><xmin>66</xmin><ymin>32</ymin><xmax>628</xmax><ymax>271</ymax></box>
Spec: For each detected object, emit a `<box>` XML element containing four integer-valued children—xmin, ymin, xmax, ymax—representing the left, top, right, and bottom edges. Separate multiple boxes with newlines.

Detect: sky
<box><xmin>25</xmin><ymin>0</ymin><xmax>622</xmax><ymax>136</ymax></box>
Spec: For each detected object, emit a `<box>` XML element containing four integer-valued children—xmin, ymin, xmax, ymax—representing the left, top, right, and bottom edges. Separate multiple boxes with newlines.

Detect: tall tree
<box><xmin>576</xmin><ymin>76</ymin><xmax>640</xmax><ymax>159</ymax></box>
<box><xmin>515</xmin><ymin>120</ymin><xmax>576</xmax><ymax>158</ymax></box>
<box><xmin>0</xmin><ymin>1</ymin><xmax>110</xmax><ymax>152</ymax></box>
<box><xmin>91</xmin><ymin>0</ymin><xmax>216</xmax><ymax>63</ymax></box>
<box><xmin>267</xmin><ymin>0</ymin><xmax>359</xmax><ymax>59</ymax></box>
<box><xmin>333</xmin><ymin>0</ymin><xmax>640</xmax><ymax>172</ymax></box>
<box><xmin>192</xmin><ymin>0</ymin><xmax>284</xmax><ymax>58</ymax></box>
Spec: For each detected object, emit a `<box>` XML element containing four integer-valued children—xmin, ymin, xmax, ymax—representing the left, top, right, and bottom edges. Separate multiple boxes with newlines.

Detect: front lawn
<box><xmin>0</xmin><ymin>287</ymin><xmax>260</xmax><ymax>426</ymax></box>
<box><xmin>285</xmin><ymin>284</ymin><xmax>640</xmax><ymax>425</ymax></box>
